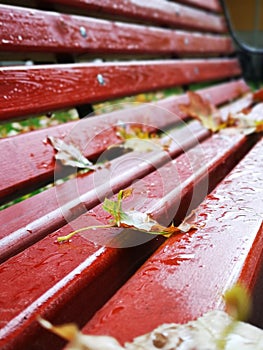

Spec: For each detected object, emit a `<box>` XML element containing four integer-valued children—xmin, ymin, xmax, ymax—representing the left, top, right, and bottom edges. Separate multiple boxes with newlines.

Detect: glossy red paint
<box><xmin>43</xmin><ymin>0</ymin><xmax>226</xmax><ymax>32</ymax></box>
<box><xmin>1</xmin><ymin>2</ymin><xmax>261</xmax><ymax>350</ymax></box>
<box><xmin>0</xmin><ymin>79</ymin><xmax>248</xmax><ymax>204</ymax></box>
<box><xmin>0</xmin><ymin>5</ymin><xmax>233</xmax><ymax>55</ymax></box>
<box><xmin>0</xmin><ymin>84</ymin><xmax>254</xmax><ymax>261</ymax></box>
<box><xmin>83</xmin><ymin>137</ymin><xmax>263</xmax><ymax>345</ymax></box>
<box><xmin>178</xmin><ymin>0</ymin><xmax>222</xmax><ymax>12</ymax></box>
<box><xmin>0</xmin><ymin>59</ymin><xmax>241</xmax><ymax>121</ymax></box>
<box><xmin>0</xmin><ymin>131</ymin><xmax>258</xmax><ymax>350</ymax></box>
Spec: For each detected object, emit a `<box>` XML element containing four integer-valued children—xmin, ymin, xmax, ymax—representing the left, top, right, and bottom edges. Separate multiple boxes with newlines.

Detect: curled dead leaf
<box><xmin>48</xmin><ymin>136</ymin><xmax>95</xmax><ymax>169</ymax></box>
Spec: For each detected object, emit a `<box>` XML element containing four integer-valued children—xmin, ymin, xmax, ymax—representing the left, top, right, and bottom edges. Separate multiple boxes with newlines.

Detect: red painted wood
<box><xmin>83</xmin><ymin>136</ymin><xmax>263</xmax><ymax>345</ymax></box>
<box><xmin>0</xmin><ymin>120</ymin><xmax>210</xmax><ymax>262</ymax></box>
<box><xmin>177</xmin><ymin>0</ymin><xmax>221</xmax><ymax>12</ymax></box>
<box><xmin>0</xmin><ymin>5</ymin><xmax>233</xmax><ymax>55</ymax></box>
<box><xmin>44</xmin><ymin>0</ymin><xmax>226</xmax><ymax>33</ymax></box>
<box><xmin>0</xmin><ymin>79</ymin><xmax>249</xmax><ymax>204</ymax></box>
<box><xmin>0</xmin><ymin>58</ymin><xmax>241</xmax><ymax>121</ymax></box>
<box><xmin>0</xmin><ymin>129</ymin><xmax>257</xmax><ymax>350</ymax></box>
<box><xmin>0</xmin><ymin>80</ymin><xmax>252</xmax><ymax>261</ymax></box>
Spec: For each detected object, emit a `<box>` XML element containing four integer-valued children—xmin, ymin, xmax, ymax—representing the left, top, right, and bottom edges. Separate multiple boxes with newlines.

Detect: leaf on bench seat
<box><xmin>179</xmin><ymin>91</ymin><xmax>224</xmax><ymax>132</ymax></box>
<box><xmin>226</xmin><ymin>103</ymin><xmax>263</xmax><ymax>135</ymax></box>
<box><xmin>57</xmin><ymin>188</ymin><xmax>195</xmax><ymax>243</ymax></box>
<box><xmin>110</xmin><ymin>124</ymin><xmax>171</xmax><ymax>153</ymax></box>
<box><xmin>180</xmin><ymin>91</ymin><xmax>263</xmax><ymax>135</ymax></box>
<box><xmin>48</xmin><ymin>136</ymin><xmax>95</xmax><ymax>170</ymax></box>
<box><xmin>38</xmin><ymin>285</ymin><xmax>259</xmax><ymax>350</ymax></box>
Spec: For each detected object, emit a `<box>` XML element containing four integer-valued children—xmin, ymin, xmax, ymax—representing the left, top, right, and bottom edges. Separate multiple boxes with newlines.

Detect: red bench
<box><xmin>0</xmin><ymin>1</ymin><xmax>262</xmax><ymax>349</ymax></box>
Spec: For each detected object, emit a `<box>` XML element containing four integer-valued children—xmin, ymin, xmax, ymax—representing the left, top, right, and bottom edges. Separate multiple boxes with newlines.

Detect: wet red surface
<box><xmin>0</xmin><ymin>5</ymin><xmax>232</xmax><ymax>54</ymax></box>
<box><xmin>0</xmin><ymin>80</ymin><xmax>249</xmax><ymax>204</ymax></box>
<box><xmin>40</xmin><ymin>0</ymin><xmax>226</xmax><ymax>32</ymax></box>
<box><xmin>83</xmin><ymin>138</ymin><xmax>263</xmax><ymax>344</ymax></box>
<box><xmin>0</xmin><ymin>127</ymin><xmax>258</xmax><ymax>349</ymax></box>
<box><xmin>0</xmin><ymin>59</ymin><xmax>241</xmax><ymax>121</ymax></box>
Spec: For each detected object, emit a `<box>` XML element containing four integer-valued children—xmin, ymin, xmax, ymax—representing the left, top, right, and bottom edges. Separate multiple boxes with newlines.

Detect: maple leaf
<box><xmin>179</xmin><ymin>91</ymin><xmax>224</xmax><ymax>132</ymax></box>
<box><xmin>48</xmin><ymin>136</ymin><xmax>95</xmax><ymax>169</ymax></box>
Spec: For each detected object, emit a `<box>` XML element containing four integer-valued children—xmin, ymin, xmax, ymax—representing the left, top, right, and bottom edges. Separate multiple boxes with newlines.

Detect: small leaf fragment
<box><xmin>48</xmin><ymin>136</ymin><xmax>95</xmax><ymax>169</ymax></box>
<box><xmin>38</xmin><ymin>317</ymin><xmax>78</xmax><ymax>341</ymax></box>
<box><xmin>118</xmin><ymin>187</ymin><xmax>133</xmax><ymax>201</ymax></box>
<box><xmin>224</xmin><ymin>283</ymin><xmax>251</xmax><ymax>322</ymax></box>
<box><xmin>217</xmin><ymin>284</ymin><xmax>252</xmax><ymax>349</ymax></box>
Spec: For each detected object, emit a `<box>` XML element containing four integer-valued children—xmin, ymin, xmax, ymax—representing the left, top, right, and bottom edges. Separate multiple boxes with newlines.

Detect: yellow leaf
<box><xmin>224</xmin><ymin>283</ymin><xmax>251</xmax><ymax>321</ymax></box>
<box><xmin>38</xmin><ymin>317</ymin><xmax>78</xmax><ymax>341</ymax></box>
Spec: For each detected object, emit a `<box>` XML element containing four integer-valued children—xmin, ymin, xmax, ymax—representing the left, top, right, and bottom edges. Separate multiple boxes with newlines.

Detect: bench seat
<box><xmin>0</xmin><ymin>1</ymin><xmax>262</xmax><ymax>349</ymax></box>
<box><xmin>82</xmin><ymin>136</ymin><xmax>263</xmax><ymax>344</ymax></box>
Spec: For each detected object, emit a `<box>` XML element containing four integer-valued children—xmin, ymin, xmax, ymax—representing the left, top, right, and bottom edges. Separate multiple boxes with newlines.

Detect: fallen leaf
<box><xmin>58</xmin><ymin>187</ymin><xmax>196</xmax><ymax>242</ymax></box>
<box><xmin>38</xmin><ymin>317</ymin><xmax>124</xmax><ymax>350</ymax></box>
<box><xmin>226</xmin><ymin>103</ymin><xmax>263</xmax><ymax>135</ymax></box>
<box><xmin>112</xmin><ymin>123</ymin><xmax>170</xmax><ymax>152</ymax></box>
<box><xmin>102</xmin><ymin>188</ymin><xmax>196</xmax><ymax>237</ymax></box>
<box><xmin>179</xmin><ymin>91</ymin><xmax>224</xmax><ymax>132</ymax></box>
<box><xmin>48</xmin><ymin>136</ymin><xmax>95</xmax><ymax>169</ymax></box>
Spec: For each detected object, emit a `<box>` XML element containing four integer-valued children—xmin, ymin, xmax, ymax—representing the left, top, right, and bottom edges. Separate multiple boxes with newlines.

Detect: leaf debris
<box><xmin>179</xmin><ymin>91</ymin><xmax>263</xmax><ymax>135</ymax></box>
<box><xmin>111</xmin><ymin>123</ymin><xmax>171</xmax><ymax>153</ymax></box>
<box><xmin>48</xmin><ymin>136</ymin><xmax>95</xmax><ymax>169</ymax></box>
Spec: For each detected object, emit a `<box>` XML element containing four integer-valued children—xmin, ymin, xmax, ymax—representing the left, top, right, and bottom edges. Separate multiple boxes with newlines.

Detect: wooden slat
<box><xmin>0</xmin><ymin>129</ymin><xmax>258</xmax><ymax>350</ymax></box>
<box><xmin>176</xmin><ymin>0</ymin><xmax>222</xmax><ymax>12</ymax></box>
<box><xmin>83</xmin><ymin>136</ymin><xmax>263</xmax><ymax>344</ymax></box>
<box><xmin>0</xmin><ymin>5</ymin><xmax>233</xmax><ymax>55</ymax></box>
<box><xmin>0</xmin><ymin>58</ymin><xmax>241</xmax><ymax>121</ymax></box>
<box><xmin>43</xmin><ymin>0</ymin><xmax>227</xmax><ymax>33</ymax></box>
<box><xmin>0</xmin><ymin>79</ymin><xmax>249</xmax><ymax>204</ymax></box>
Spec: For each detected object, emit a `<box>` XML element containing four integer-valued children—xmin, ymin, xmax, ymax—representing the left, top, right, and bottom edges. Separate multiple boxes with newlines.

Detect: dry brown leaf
<box><xmin>179</xmin><ymin>91</ymin><xmax>224</xmax><ymax>132</ymax></box>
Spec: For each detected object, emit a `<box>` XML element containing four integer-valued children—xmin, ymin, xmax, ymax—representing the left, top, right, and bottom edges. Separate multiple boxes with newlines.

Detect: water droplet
<box><xmin>2</xmin><ymin>39</ymin><xmax>10</xmax><ymax>44</ymax></box>
<box><xmin>18</xmin><ymin>35</ymin><xmax>23</xmax><ymax>41</ymax></box>
<box><xmin>79</xmin><ymin>26</ymin><xmax>87</xmax><ymax>38</ymax></box>
<box><xmin>97</xmin><ymin>74</ymin><xmax>105</xmax><ymax>85</ymax></box>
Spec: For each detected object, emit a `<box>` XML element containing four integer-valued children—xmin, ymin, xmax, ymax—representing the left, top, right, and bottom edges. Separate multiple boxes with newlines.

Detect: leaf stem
<box><xmin>57</xmin><ymin>224</ymin><xmax>116</xmax><ymax>242</ymax></box>
<box><xmin>217</xmin><ymin>320</ymin><xmax>237</xmax><ymax>350</ymax></box>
